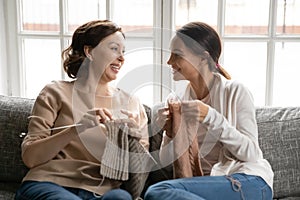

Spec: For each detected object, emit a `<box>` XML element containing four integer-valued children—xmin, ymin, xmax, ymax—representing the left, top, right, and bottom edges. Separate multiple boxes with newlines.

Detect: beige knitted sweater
<box><xmin>21</xmin><ymin>80</ymin><xmax>149</xmax><ymax>196</ymax></box>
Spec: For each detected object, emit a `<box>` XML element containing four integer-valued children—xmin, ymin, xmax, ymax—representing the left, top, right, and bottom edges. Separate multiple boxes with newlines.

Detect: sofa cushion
<box><xmin>0</xmin><ymin>95</ymin><xmax>34</xmax><ymax>182</ymax></box>
<box><xmin>0</xmin><ymin>182</ymin><xmax>20</xmax><ymax>198</ymax></box>
<box><xmin>1</xmin><ymin>95</ymin><xmax>300</xmax><ymax>199</ymax></box>
<box><xmin>256</xmin><ymin>107</ymin><xmax>300</xmax><ymax>199</ymax></box>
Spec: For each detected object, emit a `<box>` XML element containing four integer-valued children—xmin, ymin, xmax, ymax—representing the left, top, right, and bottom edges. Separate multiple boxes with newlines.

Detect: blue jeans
<box><xmin>144</xmin><ymin>173</ymin><xmax>272</xmax><ymax>200</ymax></box>
<box><xmin>15</xmin><ymin>181</ymin><xmax>132</xmax><ymax>200</ymax></box>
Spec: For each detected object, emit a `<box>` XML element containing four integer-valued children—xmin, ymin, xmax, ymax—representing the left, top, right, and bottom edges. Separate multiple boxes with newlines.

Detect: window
<box><xmin>3</xmin><ymin>0</ymin><xmax>300</xmax><ymax>107</ymax></box>
<box><xmin>174</xmin><ymin>0</ymin><xmax>300</xmax><ymax>106</ymax></box>
<box><xmin>6</xmin><ymin>0</ymin><xmax>157</xmax><ymax>106</ymax></box>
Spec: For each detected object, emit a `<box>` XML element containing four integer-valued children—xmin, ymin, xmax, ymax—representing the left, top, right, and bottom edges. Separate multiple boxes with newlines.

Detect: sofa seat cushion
<box><xmin>0</xmin><ymin>190</ymin><xmax>15</xmax><ymax>200</ymax></box>
<box><xmin>256</xmin><ymin>107</ymin><xmax>300</xmax><ymax>199</ymax></box>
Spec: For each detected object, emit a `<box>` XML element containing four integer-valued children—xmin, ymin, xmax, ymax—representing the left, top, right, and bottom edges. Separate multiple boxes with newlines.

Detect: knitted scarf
<box><xmin>100</xmin><ymin>120</ymin><xmax>152</xmax><ymax>199</ymax></box>
<box><xmin>171</xmin><ymin>103</ymin><xmax>204</xmax><ymax>178</ymax></box>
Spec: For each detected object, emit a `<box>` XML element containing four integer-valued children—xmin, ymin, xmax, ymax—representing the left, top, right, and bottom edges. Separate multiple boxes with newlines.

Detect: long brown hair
<box><xmin>176</xmin><ymin>22</ymin><xmax>231</xmax><ymax>79</ymax></box>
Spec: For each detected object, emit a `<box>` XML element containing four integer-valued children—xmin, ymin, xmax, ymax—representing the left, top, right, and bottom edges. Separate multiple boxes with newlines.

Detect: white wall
<box><xmin>0</xmin><ymin>0</ymin><xmax>8</xmax><ymax>95</ymax></box>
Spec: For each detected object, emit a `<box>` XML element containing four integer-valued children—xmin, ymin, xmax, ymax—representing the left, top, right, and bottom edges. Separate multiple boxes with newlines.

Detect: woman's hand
<box><xmin>92</xmin><ymin>108</ymin><xmax>113</xmax><ymax>123</ymax></box>
<box><xmin>114</xmin><ymin>109</ymin><xmax>142</xmax><ymax>138</ymax></box>
<box><xmin>181</xmin><ymin>100</ymin><xmax>209</xmax><ymax>122</ymax></box>
<box><xmin>154</xmin><ymin>102</ymin><xmax>182</xmax><ymax>138</ymax></box>
<box><xmin>156</xmin><ymin>107</ymin><xmax>173</xmax><ymax>137</ymax></box>
<box><xmin>163</xmin><ymin>100</ymin><xmax>208</xmax><ymax>138</ymax></box>
<box><xmin>77</xmin><ymin>108</ymin><xmax>113</xmax><ymax>132</ymax></box>
<box><xmin>120</xmin><ymin>109</ymin><xmax>138</xmax><ymax>122</ymax></box>
<box><xmin>120</xmin><ymin>109</ymin><xmax>142</xmax><ymax>130</ymax></box>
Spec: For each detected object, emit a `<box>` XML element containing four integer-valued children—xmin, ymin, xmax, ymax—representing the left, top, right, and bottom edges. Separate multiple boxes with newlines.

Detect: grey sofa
<box><xmin>0</xmin><ymin>95</ymin><xmax>299</xmax><ymax>199</ymax></box>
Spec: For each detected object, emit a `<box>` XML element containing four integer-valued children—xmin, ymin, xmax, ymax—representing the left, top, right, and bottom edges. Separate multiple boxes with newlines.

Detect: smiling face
<box><xmin>167</xmin><ymin>36</ymin><xmax>205</xmax><ymax>82</ymax></box>
<box><xmin>88</xmin><ymin>31</ymin><xmax>125</xmax><ymax>83</ymax></box>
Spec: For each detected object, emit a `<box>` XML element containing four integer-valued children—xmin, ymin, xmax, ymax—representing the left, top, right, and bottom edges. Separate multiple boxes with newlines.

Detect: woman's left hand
<box><xmin>115</xmin><ymin>109</ymin><xmax>142</xmax><ymax>137</ymax></box>
<box><xmin>181</xmin><ymin>100</ymin><xmax>209</xmax><ymax>122</ymax></box>
<box><xmin>118</xmin><ymin>109</ymin><xmax>138</xmax><ymax>126</ymax></box>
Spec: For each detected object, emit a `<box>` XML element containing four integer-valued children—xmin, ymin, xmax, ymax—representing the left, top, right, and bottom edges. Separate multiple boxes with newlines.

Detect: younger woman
<box><xmin>145</xmin><ymin>22</ymin><xmax>273</xmax><ymax>200</ymax></box>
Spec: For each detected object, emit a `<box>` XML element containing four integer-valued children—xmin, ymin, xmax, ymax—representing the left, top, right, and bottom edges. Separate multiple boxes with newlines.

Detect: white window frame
<box><xmin>0</xmin><ymin>0</ymin><xmax>8</xmax><ymax>94</ymax></box>
<box><xmin>2</xmin><ymin>0</ymin><xmax>300</xmax><ymax>106</ymax></box>
<box><xmin>4</xmin><ymin>0</ymin><xmax>19</xmax><ymax>96</ymax></box>
<box><xmin>3</xmin><ymin>0</ymin><xmax>168</xmax><ymax>105</ymax></box>
<box><xmin>218</xmin><ymin>0</ymin><xmax>300</xmax><ymax>105</ymax></box>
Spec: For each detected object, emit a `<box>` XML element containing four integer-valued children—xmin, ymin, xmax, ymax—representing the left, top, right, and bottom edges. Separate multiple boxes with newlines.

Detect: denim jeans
<box><xmin>15</xmin><ymin>181</ymin><xmax>132</xmax><ymax>200</ymax></box>
<box><xmin>144</xmin><ymin>173</ymin><xmax>272</xmax><ymax>200</ymax></box>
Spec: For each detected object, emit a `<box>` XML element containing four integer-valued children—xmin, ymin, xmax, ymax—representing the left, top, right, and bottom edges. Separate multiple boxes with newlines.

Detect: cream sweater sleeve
<box><xmin>203</xmin><ymin>82</ymin><xmax>263</xmax><ymax>162</ymax></box>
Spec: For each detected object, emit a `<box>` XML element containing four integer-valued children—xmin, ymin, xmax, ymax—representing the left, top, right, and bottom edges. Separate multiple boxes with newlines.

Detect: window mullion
<box><xmin>217</xmin><ymin>0</ymin><xmax>225</xmax><ymax>64</ymax></box>
<box><xmin>217</xmin><ymin>0</ymin><xmax>225</xmax><ymax>36</ymax></box>
<box><xmin>59</xmin><ymin>0</ymin><xmax>67</xmax><ymax>80</ymax></box>
<box><xmin>6</xmin><ymin>0</ymin><xmax>21</xmax><ymax>96</ymax></box>
<box><xmin>265</xmin><ymin>0</ymin><xmax>277</xmax><ymax>106</ymax></box>
<box><xmin>0</xmin><ymin>0</ymin><xmax>8</xmax><ymax>94</ymax></box>
<box><xmin>106</xmin><ymin>0</ymin><xmax>112</xmax><ymax>20</ymax></box>
<box><xmin>153</xmin><ymin>0</ymin><xmax>163</xmax><ymax>104</ymax></box>
<box><xmin>161</xmin><ymin>0</ymin><xmax>175</xmax><ymax>102</ymax></box>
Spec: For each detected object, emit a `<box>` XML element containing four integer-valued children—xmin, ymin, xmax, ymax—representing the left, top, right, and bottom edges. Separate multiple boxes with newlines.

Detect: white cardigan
<box><xmin>160</xmin><ymin>73</ymin><xmax>274</xmax><ymax>190</ymax></box>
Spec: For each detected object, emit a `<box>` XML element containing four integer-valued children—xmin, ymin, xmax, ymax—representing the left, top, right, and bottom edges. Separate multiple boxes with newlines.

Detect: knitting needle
<box><xmin>19</xmin><ymin>123</ymin><xmax>170</xmax><ymax>179</ymax></box>
<box><xmin>136</xmin><ymin>140</ymin><xmax>171</xmax><ymax>179</ymax></box>
<box><xmin>19</xmin><ymin>123</ymin><xmax>83</xmax><ymax>137</ymax></box>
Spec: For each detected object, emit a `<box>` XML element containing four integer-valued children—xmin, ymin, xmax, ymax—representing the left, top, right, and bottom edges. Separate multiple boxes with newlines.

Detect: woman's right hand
<box><xmin>77</xmin><ymin>108</ymin><xmax>113</xmax><ymax>132</ymax></box>
<box><xmin>155</xmin><ymin>93</ymin><xmax>182</xmax><ymax>138</ymax></box>
<box><xmin>156</xmin><ymin>107</ymin><xmax>173</xmax><ymax>137</ymax></box>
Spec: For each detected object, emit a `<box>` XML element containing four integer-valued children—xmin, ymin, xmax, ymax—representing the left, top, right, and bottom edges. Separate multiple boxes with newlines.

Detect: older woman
<box><xmin>16</xmin><ymin>20</ymin><xmax>148</xmax><ymax>200</ymax></box>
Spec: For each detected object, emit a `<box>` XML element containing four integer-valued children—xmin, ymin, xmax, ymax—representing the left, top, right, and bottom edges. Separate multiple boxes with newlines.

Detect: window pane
<box><xmin>23</xmin><ymin>39</ymin><xmax>61</xmax><ymax>98</ymax></box>
<box><xmin>175</xmin><ymin>0</ymin><xmax>218</xmax><ymax>28</ymax></box>
<box><xmin>20</xmin><ymin>0</ymin><xmax>59</xmax><ymax>32</ymax></box>
<box><xmin>224</xmin><ymin>0</ymin><xmax>269</xmax><ymax>35</ymax></box>
<box><xmin>276</xmin><ymin>0</ymin><xmax>300</xmax><ymax>35</ymax></box>
<box><xmin>111</xmin><ymin>0</ymin><xmax>153</xmax><ymax>35</ymax></box>
<box><xmin>223</xmin><ymin>42</ymin><xmax>267</xmax><ymax>106</ymax></box>
<box><xmin>115</xmin><ymin>39</ymin><xmax>154</xmax><ymax>106</ymax></box>
<box><xmin>273</xmin><ymin>42</ymin><xmax>300</xmax><ymax>106</ymax></box>
<box><xmin>66</xmin><ymin>0</ymin><xmax>106</xmax><ymax>33</ymax></box>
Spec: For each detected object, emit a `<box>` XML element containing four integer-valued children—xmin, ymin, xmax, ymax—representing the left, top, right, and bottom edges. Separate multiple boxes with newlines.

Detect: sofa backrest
<box><xmin>0</xmin><ymin>95</ymin><xmax>158</xmax><ymax>184</ymax></box>
<box><xmin>256</xmin><ymin>107</ymin><xmax>300</xmax><ymax>199</ymax></box>
<box><xmin>0</xmin><ymin>95</ymin><xmax>299</xmax><ymax>199</ymax></box>
<box><xmin>0</xmin><ymin>95</ymin><xmax>34</xmax><ymax>183</ymax></box>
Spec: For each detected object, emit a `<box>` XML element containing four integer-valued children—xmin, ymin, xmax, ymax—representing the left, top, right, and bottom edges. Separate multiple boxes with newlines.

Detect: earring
<box><xmin>87</xmin><ymin>55</ymin><xmax>93</xmax><ymax>61</ymax></box>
